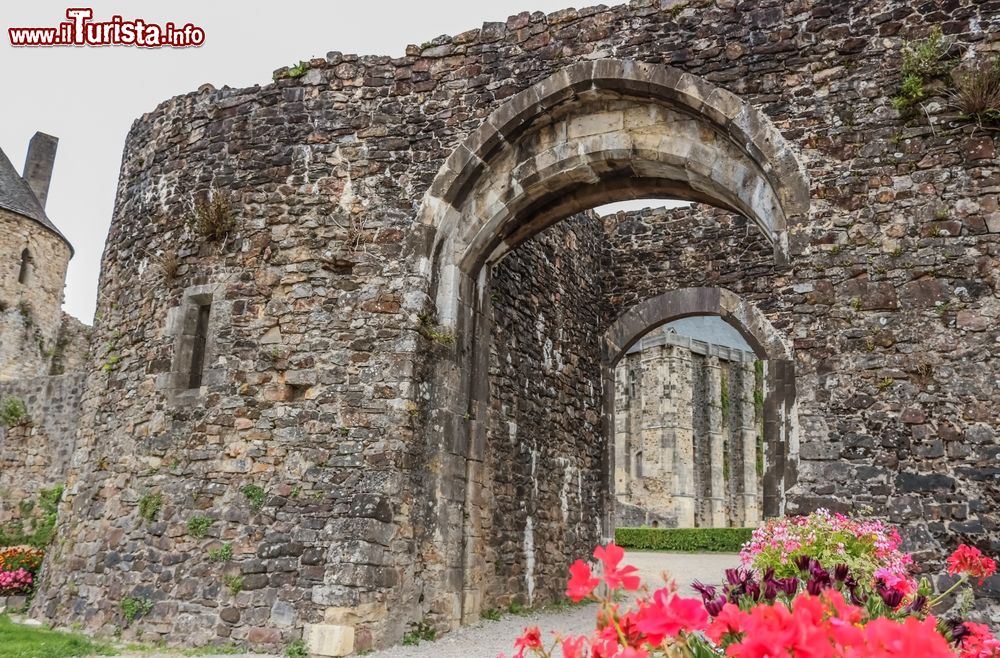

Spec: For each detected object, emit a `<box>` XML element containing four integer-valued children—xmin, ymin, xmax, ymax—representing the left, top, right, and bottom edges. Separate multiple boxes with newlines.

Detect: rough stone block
<box><xmin>305</xmin><ymin>623</ymin><xmax>355</xmax><ymax>657</ymax></box>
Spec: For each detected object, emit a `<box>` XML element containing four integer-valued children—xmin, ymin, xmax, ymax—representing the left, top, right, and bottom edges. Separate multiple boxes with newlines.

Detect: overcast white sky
<box><xmin>2</xmin><ymin>2</ymin><xmax>689</xmax><ymax>323</ymax></box>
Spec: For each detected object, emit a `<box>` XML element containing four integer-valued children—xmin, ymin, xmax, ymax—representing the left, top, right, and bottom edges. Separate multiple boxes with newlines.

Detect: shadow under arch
<box><xmin>411</xmin><ymin>58</ymin><xmax>809</xmax><ymax>628</ymax></box>
<box><xmin>600</xmin><ymin>287</ymin><xmax>797</xmax><ymax>532</ymax></box>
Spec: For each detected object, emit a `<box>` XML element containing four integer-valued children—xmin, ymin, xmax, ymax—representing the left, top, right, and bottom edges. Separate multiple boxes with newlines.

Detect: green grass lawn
<box><xmin>0</xmin><ymin>615</ymin><xmax>117</xmax><ymax>658</ymax></box>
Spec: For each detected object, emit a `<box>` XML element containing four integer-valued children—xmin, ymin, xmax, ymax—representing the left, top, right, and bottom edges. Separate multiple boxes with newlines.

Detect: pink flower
<box><xmin>0</xmin><ymin>568</ymin><xmax>33</xmax><ymax>595</ymax></box>
<box><xmin>874</xmin><ymin>569</ymin><xmax>916</xmax><ymax>596</ymax></box>
<box><xmin>593</xmin><ymin>543</ymin><xmax>640</xmax><ymax>591</ymax></box>
<box><xmin>567</xmin><ymin>559</ymin><xmax>600</xmax><ymax>602</ymax></box>
<box><xmin>561</xmin><ymin>635</ymin><xmax>589</xmax><ymax>658</ymax></box>
<box><xmin>513</xmin><ymin>627</ymin><xmax>542</xmax><ymax>658</ymax></box>
<box><xmin>634</xmin><ymin>588</ymin><xmax>708</xmax><ymax>645</ymax></box>
<box><xmin>959</xmin><ymin>622</ymin><xmax>1000</xmax><ymax>658</ymax></box>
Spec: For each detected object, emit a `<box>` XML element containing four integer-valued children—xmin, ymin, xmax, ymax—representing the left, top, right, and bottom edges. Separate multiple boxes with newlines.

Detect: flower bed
<box><xmin>0</xmin><ymin>546</ymin><xmax>45</xmax><ymax>597</ymax></box>
<box><xmin>507</xmin><ymin>510</ymin><xmax>998</xmax><ymax>658</ymax></box>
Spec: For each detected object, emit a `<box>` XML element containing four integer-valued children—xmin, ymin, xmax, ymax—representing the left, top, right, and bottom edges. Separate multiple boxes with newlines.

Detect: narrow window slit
<box><xmin>18</xmin><ymin>249</ymin><xmax>32</xmax><ymax>284</ymax></box>
<box><xmin>188</xmin><ymin>303</ymin><xmax>211</xmax><ymax>388</ymax></box>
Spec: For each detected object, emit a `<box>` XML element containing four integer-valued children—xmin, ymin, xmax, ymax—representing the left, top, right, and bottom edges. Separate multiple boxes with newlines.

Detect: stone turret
<box><xmin>0</xmin><ymin>132</ymin><xmax>77</xmax><ymax>378</ymax></box>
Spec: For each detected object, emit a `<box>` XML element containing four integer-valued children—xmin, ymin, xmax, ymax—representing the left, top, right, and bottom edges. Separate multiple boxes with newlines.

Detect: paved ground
<box><xmin>108</xmin><ymin>552</ymin><xmax>738</xmax><ymax>658</ymax></box>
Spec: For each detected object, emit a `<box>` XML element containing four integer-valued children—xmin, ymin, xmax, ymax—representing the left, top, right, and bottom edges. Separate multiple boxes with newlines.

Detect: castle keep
<box><xmin>613</xmin><ymin>322</ymin><xmax>764</xmax><ymax>529</ymax></box>
<box><xmin>0</xmin><ymin>1</ymin><xmax>998</xmax><ymax>655</ymax></box>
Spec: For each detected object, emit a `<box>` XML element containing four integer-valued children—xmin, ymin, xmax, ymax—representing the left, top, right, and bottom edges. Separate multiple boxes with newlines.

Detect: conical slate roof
<box><xmin>0</xmin><ymin>146</ymin><xmax>72</xmax><ymax>253</ymax></box>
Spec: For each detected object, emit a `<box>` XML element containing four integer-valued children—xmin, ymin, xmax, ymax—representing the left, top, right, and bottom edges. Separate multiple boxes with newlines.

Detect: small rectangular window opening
<box><xmin>188</xmin><ymin>302</ymin><xmax>212</xmax><ymax>389</ymax></box>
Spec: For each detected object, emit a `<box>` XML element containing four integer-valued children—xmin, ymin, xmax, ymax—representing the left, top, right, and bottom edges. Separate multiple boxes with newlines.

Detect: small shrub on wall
<box><xmin>614</xmin><ymin>527</ymin><xmax>753</xmax><ymax>553</ymax></box>
<box><xmin>0</xmin><ymin>485</ymin><xmax>63</xmax><ymax>548</ymax></box>
<box><xmin>0</xmin><ymin>396</ymin><xmax>28</xmax><ymax>428</ymax></box>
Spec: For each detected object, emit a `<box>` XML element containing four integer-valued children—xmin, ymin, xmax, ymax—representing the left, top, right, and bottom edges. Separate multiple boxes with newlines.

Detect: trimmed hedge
<box><xmin>614</xmin><ymin>527</ymin><xmax>753</xmax><ymax>553</ymax></box>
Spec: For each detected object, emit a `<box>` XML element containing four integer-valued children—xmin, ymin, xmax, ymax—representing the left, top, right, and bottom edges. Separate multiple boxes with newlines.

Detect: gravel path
<box><xmin>367</xmin><ymin>551</ymin><xmax>738</xmax><ymax>658</ymax></box>
<box><xmin>104</xmin><ymin>552</ymin><xmax>738</xmax><ymax>658</ymax></box>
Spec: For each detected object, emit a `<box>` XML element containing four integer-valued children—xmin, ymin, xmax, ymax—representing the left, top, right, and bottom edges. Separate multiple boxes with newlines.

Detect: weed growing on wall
<box><xmin>951</xmin><ymin>55</ymin><xmax>1000</xmax><ymax>124</ymax></box>
<box><xmin>138</xmin><ymin>492</ymin><xmax>163</xmax><ymax>522</ymax></box>
<box><xmin>0</xmin><ymin>396</ymin><xmax>28</xmax><ymax>428</ymax></box>
<box><xmin>120</xmin><ymin>596</ymin><xmax>153</xmax><ymax>625</ymax></box>
<box><xmin>0</xmin><ymin>485</ymin><xmax>63</xmax><ymax>548</ymax></box>
<box><xmin>241</xmin><ymin>484</ymin><xmax>266</xmax><ymax>511</ymax></box>
<box><xmin>892</xmin><ymin>27</ymin><xmax>950</xmax><ymax>113</ymax></box>
<box><xmin>186</xmin><ymin>515</ymin><xmax>214</xmax><ymax>539</ymax></box>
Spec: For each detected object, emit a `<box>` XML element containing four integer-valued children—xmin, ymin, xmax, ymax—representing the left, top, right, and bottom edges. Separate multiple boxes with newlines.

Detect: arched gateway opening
<box><xmin>604</xmin><ymin>287</ymin><xmax>796</xmax><ymax>531</ymax></box>
<box><xmin>414</xmin><ymin>59</ymin><xmax>808</xmax><ymax>626</ymax></box>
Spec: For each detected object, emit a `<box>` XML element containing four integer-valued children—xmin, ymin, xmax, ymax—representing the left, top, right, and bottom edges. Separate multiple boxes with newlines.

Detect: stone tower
<box><xmin>0</xmin><ymin>132</ymin><xmax>76</xmax><ymax>378</ymax></box>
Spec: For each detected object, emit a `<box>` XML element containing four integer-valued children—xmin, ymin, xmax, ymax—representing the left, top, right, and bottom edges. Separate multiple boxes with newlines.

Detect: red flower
<box><xmin>706</xmin><ymin>602</ymin><xmax>749</xmax><ymax>644</ymax></box>
<box><xmin>959</xmin><ymin>622</ymin><xmax>1000</xmax><ymax>658</ymax></box>
<box><xmin>635</xmin><ymin>588</ymin><xmax>708</xmax><ymax>645</ymax></box>
<box><xmin>514</xmin><ymin>626</ymin><xmax>542</xmax><ymax>658</ymax></box>
<box><xmin>593</xmin><ymin>543</ymin><xmax>640</xmax><ymax>591</ymax></box>
<box><xmin>947</xmin><ymin>544</ymin><xmax>997</xmax><ymax>585</ymax></box>
<box><xmin>861</xmin><ymin>616</ymin><xmax>954</xmax><ymax>658</ymax></box>
<box><xmin>561</xmin><ymin>635</ymin><xmax>589</xmax><ymax>658</ymax></box>
<box><xmin>567</xmin><ymin>559</ymin><xmax>600</xmax><ymax>602</ymax></box>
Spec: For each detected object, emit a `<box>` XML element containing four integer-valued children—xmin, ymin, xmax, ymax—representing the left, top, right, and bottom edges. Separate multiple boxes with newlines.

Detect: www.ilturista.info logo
<box><xmin>9</xmin><ymin>8</ymin><xmax>205</xmax><ymax>47</ymax></box>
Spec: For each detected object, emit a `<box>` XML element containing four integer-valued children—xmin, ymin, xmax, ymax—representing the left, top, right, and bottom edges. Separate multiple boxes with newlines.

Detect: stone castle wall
<box><xmin>0</xmin><ymin>207</ymin><xmax>73</xmax><ymax>379</ymax></box>
<box><xmin>0</xmin><ymin>374</ymin><xmax>86</xmax><ymax>525</ymax></box>
<box><xmin>614</xmin><ymin>332</ymin><xmax>762</xmax><ymax>529</ymax></box>
<box><xmin>30</xmin><ymin>1</ymin><xmax>1000</xmax><ymax>651</ymax></box>
<box><xmin>484</xmin><ymin>213</ymin><xmax>607</xmax><ymax>610</ymax></box>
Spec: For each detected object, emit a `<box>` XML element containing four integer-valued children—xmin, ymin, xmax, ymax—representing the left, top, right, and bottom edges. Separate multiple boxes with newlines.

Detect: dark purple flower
<box><xmin>762</xmin><ymin>567</ymin><xmax>775</xmax><ymax>582</ymax></box>
<box><xmin>834</xmin><ymin>564</ymin><xmax>850</xmax><ymax>582</ymax></box>
<box><xmin>806</xmin><ymin>577</ymin><xmax>824</xmax><ymax>596</ymax></box>
<box><xmin>849</xmin><ymin>587</ymin><xmax>868</xmax><ymax>606</ymax></box>
<box><xmin>794</xmin><ymin>555</ymin><xmax>812</xmax><ymax>572</ymax></box>
<box><xmin>725</xmin><ymin>568</ymin><xmax>748</xmax><ymax>586</ymax></box>
<box><xmin>877</xmin><ymin>583</ymin><xmax>904</xmax><ymax>609</ymax></box>
<box><xmin>947</xmin><ymin>619</ymin><xmax>972</xmax><ymax>645</ymax></box>
<box><xmin>809</xmin><ymin>563</ymin><xmax>831</xmax><ymax>583</ymax></box>
<box><xmin>776</xmin><ymin>577</ymin><xmax>799</xmax><ymax>597</ymax></box>
<box><xmin>705</xmin><ymin>595</ymin><xmax>727</xmax><ymax>617</ymax></box>
<box><xmin>763</xmin><ymin>579</ymin><xmax>778</xmax><ymax>601</ymax></box>
<box><xmin>692</xmin><ymin>580</ymin><xmax>717</xmax><ymax>601</ymax></box>
<box><xmin>905</xmin><ymin>595</ymin><xmax>928</xmax><ymax>614</ymax></box>
<box><xmin>745</xmin><ymin>581</ymin><xmax>761</xmax><ymax>601</ymax></box>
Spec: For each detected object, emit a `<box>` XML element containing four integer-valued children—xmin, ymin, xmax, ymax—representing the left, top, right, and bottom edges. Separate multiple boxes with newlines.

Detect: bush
<box><xmin>241</xmin><ymin>484</ymin><xmax>266</xmax><ymax>511</ymax></box>
<box><xmin>0</xmin><ymin>485</ymin><xmax>63</xmax><ymax>549</ymax></box>
<box><xmin>614</xmin><ymin>527</ymin><xmax>752</xmax><ymax>553</ymax></box>
<box><xmin>0</xmin><ymin>396</ymin><xmax>28</xmax><ymax>428</ymax></box>
<box><xmin>891</xmin><ymin>27</ymin><xmax>950</xmax><ymax>112</ymax></box>
<box><xmin>120</xmin><ymin>595</ymin><xmax>153</xmax><ymax>625</ymax></box>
